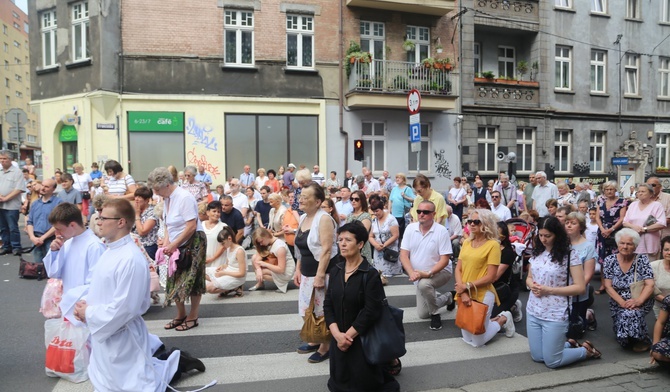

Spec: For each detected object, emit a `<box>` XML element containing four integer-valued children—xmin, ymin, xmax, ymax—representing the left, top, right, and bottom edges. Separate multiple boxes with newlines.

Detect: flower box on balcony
<box><xmin>475</xmin><ymin>77</ymin><xmax>538</xmax><ymax>87</ymax></box>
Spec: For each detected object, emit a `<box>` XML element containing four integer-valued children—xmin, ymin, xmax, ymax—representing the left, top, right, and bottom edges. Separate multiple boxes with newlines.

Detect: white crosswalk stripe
<box><xmin>52</xmin><ymin>275</ymin><xmax>529</xmax><ymax>391</ymax></box>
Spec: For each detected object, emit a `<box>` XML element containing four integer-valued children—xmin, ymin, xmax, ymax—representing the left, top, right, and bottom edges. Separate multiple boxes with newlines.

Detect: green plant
<box><xmin>358</xmin><ymin>78</ymin><xmax>372</xmax><ymax>88</ymax></box>
<box><xmin>482</xmin><ymin>71</ymin><xmax>495</xmax><ymax>79</ymax></box>
<box><xmin>403</xmin><ymin>40</ymin><xmax>415</xmax><ymax>51</ymax></box>
<box><xmin>392</xmin><ymin>75</ymin><xmax>408</xmax><ymax>90</ymax></box>
<box><xmin>530</xmin><ymin>61</ymin><xmax>539</xmax><ymax>81</ymax></box>
<box><xmin>517</xmin><ymin>60</ymin><xmax>529</xmax><ymax>80</ymax></box>
<box><xmin>422</xmin><ymin>57</ymin><xmax>435</xmax><ymax>68</ymax></box>
<box><xmin>429</xmin><ymin>82</ymin><xmax>441</xmax><ymax>91</ymax></box>
<box><xmin>345</xmin><ymin>41</ymin><xmax>362</xmax><ymax>78</ymax></box>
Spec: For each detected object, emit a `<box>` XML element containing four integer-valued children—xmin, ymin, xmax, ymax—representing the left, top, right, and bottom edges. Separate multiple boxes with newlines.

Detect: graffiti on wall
<box><xmin>43</xmin><ymin>154</ymin><xmax>52</xmax><ymax>178</ymax></box>
<box><xmin>434</xmin><ymin>149</ymin><xmax>452</xmax><ymax>178</ymax></box>
<box><xmin>187</xmin><ymin>147</ymin><xmax>221</xmax><ymax>179</ymax></box>
<box><xmin>186</xmin><ymin>117</ymin><xmax>218</xmax><ymax>151</ymax></box>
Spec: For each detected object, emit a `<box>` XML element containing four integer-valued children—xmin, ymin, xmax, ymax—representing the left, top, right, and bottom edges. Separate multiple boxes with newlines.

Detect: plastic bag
<box><xmin>44</xmin><ymin>318</ymin><xmax>90</xmax><ymax>383</ymax></box>
<box><xmin>40</xmin><ymin>279</ymin><xmax>63</xmax><ymax>319</ymax></box>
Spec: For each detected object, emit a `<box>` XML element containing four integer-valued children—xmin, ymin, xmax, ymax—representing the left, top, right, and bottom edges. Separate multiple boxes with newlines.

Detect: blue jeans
<box><xmin>32</xmin><ymin>235</ymin><xmax>54</xmax><ymax>263</ymax></box>
<box><xmin>0</xmin><ymin>209</ymin><xmax>21</xmax><ymax>251</ymax></box>
<box><xmin>526</xmin><ymin>313</ymin><xmax>587</xmax><ymax>368</ymax></box>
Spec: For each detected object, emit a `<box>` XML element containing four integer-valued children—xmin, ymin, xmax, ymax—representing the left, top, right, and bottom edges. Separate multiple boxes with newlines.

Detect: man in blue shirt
<box><xmin>220</xmin><ymin>195</ymin><xmax>245</xmax><ymax>244</ymax></box>
<box><xmin>26</xmin><ymin>179</ymin><xmax>62</xmax><ymax>263</ymax></box>
<box><xmin>254</xmin><ymin>186</ymin><xmax>272</xmax><ymax>228</ymax></box>
<box><xmin>239</xmin><ymin>165</ymin><xmax>254</xmax><ymax>188</ymax></box>
<box><xmin>195</xmin><ymin>165</ymin><xmax>212</xmax><ymax>187</ymax></box>
<box><xmin>90</xmin><ymin>162</ymin><xmax>103</xmax><ymax>180</ymax></box>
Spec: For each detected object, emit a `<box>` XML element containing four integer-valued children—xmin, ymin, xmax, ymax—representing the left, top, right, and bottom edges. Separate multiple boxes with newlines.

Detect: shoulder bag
<box><xmin>359</xmin><ymin>271</ymin><xmax>406</xmax><ymax>365</ymax></box>
<box><xmin>299</xmin><ymin>287</ymin><xmax>331</xmax><ymax>344</ymax></box>
<box><xmin>565</xmin><ymin>251</ymin><xmax>585</xmax><ymax>339</ymax></box>
<box><xmin>376</xmin><ymin>219</ymin><xmax>399</xmax><ymax>263</ymax></box>
<box><xmin>630</xmin><ymin>256</ymin><xmax>645</xmax><ymax>299</ymax></box>
<box><xmin>455</xmin><ymin>285</ymin><xmax>488</xmax><ymax>335</ymax></box>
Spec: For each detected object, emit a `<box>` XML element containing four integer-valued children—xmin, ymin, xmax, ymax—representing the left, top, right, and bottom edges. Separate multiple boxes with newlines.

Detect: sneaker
<box><xmin>307</xmin><ymin>351</ymin><xmax>330</xmax><ymax>363</ymax></box>
<box><xmin>248</xmin><ymin>283</ymin><xmax>265</xmax><ymax>291</ymax></box>
<box><xmin>446</xmin><ymin>291</ymin><xmax>456</xmax><ymax>311</ymax></box>
<box><xmin>500</xmin><ymin>311</ymin><xmax>515</xmax><ymax>338</ymax></box>
<box><xmin>512</xmin><ymin>299</ymin><xmax>523</xmax><ymax>323</ymax></box>
<box><xmin>430</xmin><ymin>314</ymin><xmax>442</xmax><ymax>331</ymax></box>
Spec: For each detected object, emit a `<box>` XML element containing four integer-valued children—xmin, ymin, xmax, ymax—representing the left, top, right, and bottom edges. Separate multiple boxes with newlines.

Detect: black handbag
<box><xmin>19</xmin><ymin>258</ymin><xmax>48</xmax><ymax>280</ymax></box>
<box><xmin>359</xmin><ymin>272</ymin><xmax>406</xmax><ymax>365</ymax></box>
<box><xmin>563</xmin><ymin>250</ymin><xmax>585</xmax><ymax>339</ymax></box>
<box><xmin>493</xmin><ymin>281</ymin><xmax>511</xmax><ymax>304</ymax></box>
<box><xmin>176</xmin><ymin>236</ymin><xmax>195</xmax><ymax>272</ymax></box>
<box><xmin>81</xmin><ymin>191</ymin><xmax>91</xmax><ymax>200</ymax></box>
<box><xmin>382</xmin><ymin>248</ymin><xmax>399</xmax><ymax>263</ymax></box>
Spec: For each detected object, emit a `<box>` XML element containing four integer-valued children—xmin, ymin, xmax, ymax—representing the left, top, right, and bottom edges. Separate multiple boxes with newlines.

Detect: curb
<box><xmin>420</xmin><ymin>358</ymin><xmax>659</xmax><ymax>392</ymax></box>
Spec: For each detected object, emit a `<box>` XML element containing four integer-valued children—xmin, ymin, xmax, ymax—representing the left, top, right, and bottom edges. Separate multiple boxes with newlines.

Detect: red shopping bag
<box><xmin>44</xmin><ymin>318</ymin><xmax>90</xmax><ymax>383</ymax></box>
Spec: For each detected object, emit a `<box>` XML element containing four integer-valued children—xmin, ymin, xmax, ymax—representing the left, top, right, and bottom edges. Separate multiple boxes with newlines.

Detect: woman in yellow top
<box><xmin>454</xmin><ymin>209</ymin><xmax>516</xmax><ymax>347</ymax></box>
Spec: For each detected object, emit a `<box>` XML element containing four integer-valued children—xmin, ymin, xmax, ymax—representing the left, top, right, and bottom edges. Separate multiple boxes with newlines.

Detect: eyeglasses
<box><xmin>650</xmin><ymin>184</ymin><xmax>660</xmax><ymax>187</ymax></box>
<box><xmin>96</xmin><ymin>209</ymin><xmax>103</xmax><ymax>213</ymax></box>
<box><xmin>468</xmin><ymin>219</ymin><xmax>482</xmax><ymax>225</ymax></box>
<box><xmin>416</xmin><ymin>209</ymin><xmax>434</xmax><ymax>215</ymax></box>
<box><xmin>97</xmin><ymin>216</ymin><xmax>122</xmax><ymax>221</ymax></box>
<box><xmin>491</xmin><ymin>196</ymin><xmax>500</xmax><ymax>199</ymax></box>
<box><xmin>351</xmin><ymin>197</ymin><xmax>361</xmax><ymax>201</ymax></box>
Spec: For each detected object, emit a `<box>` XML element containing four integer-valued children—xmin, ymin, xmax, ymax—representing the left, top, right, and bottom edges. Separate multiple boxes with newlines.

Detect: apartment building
<box><xmin>1</xmin><ymin>0</ymin><xmax>40</xmax><ymax>165</ymax></box>
<box><xmin>460</xmin><ymin>0</ymin><xmax>670</xmax><ymax>192</ymax></box>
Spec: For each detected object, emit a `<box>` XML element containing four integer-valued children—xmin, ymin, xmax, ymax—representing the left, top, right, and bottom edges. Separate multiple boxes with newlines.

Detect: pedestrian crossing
<box><xmin>51</xmin><ymin>272</ymin><xmax>532</xmax><ymax>392</ymax></box>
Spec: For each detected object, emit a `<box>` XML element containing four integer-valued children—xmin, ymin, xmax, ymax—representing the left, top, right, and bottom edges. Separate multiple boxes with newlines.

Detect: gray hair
<box><xmin>0</xmin><ymin>150</ymin><xmax>13</xmax><ymax>159</ymax></box>
<box><xmin>601</xmin><ymin>180</ymin><xmax>618</xmax><ymax>192</ymax></box>
<box><xmin>147</xmin><ymin>167</ymin><xmax>175</xmax><ymax>189</ymax></box>
<box><xmin>295</xmin><ymin>168</ymin><xmax>312</xmax><ymax>182</ymax></box>
<box><xmin>499</xmin><ymin>174</ymin><xmax>509</xmax><ymax>181</ymax></box>
<box><xmin>615</xmin><ymin>228</ymin><xmax>641</xmax><ymax>247</ymax></box>
<box><xmin>535</xmin><ymin>171</ymin><xmax>547</xmax><ymax>179</ymax></box>
<box><xmin>184</xmin><ymin>165</ymin><xmax>198</xmax><ymax>176</ymax></box>
<box><xmin>638</xmin><ymin>183</ymin><xmax>654</xmax><ymax>194</ymax></box>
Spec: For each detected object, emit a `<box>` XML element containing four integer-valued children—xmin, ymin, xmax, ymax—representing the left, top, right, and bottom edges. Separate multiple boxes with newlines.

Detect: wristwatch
<box><xmin>428</xmin><ymin>270</ymin><xmax>434</xmax><ymax>278</ymax></box>
<box><xmin>643</xmin><ymin>226</ymin><xmax>648</xmax><ymax>233</ymax></box>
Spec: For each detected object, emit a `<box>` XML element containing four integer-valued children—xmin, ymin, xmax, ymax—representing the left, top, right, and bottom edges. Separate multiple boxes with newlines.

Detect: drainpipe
<box><xmin>117</xmin><ymin>0</ymin><xmax>124</xmax><ymax>164</ymax></box>
<box><xmin>339</xmin><ymin>0</ymin><xmax>348</xmax><ymax>171</ymax></box>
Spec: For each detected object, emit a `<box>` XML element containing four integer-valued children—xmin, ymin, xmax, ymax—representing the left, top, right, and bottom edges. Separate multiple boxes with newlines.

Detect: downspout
<box><xmin>339</xmin><ymin>0</ymin><xmax>348</xmax><ymax>171</ymax></box>
<box><xmin>117</xmin><ymin>0</ymin><xmax>123</xmax><ymax>164</ymax></box>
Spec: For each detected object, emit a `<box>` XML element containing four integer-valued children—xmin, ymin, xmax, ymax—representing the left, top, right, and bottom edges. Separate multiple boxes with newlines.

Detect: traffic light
<box><xmin>354</xmin><ymin>139</ymin><xmax>364</xmax><ymax>161</ymax></box>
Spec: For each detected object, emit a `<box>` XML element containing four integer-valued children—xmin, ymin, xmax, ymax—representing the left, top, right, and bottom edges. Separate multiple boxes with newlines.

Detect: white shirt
<box><xmin>72</xmin><ymin>172</ymin><xmax>93</xmax><ymax>192</ymax></box>
<box><xmin>532</xmin><ymin>182</ymin><xmax>559</xmax><ymax>217</ymax></box>
<box><xmin>447</xmin><ymin>214</ymin><xmax>463</xmax><ymax>239</ymax></box>
<box><xmin>164</xmin><ymin>186</ymin><xmax>204</xmax><ymax>245</ymax></box>
<box><xmin>401</xmin><ymin>221</ymin><xmax>453</xmax><ymax>275</ymax></box>
<box><xmin>335</xmin><ymin>199</ymin><xmax>354</xmax><ymax>225</ymax></box>
<box><xmin>491</xmin><ymin>203</ymin><xmax>512</xmax><ymax>221</ymax></box>
<box><xmin>85</xmin><ymin>235</ymin><xmax>179</xmax><ymax>392</ymax></box>
<box><xmin>365</xmin><ymin>178</ymin><xmax>381</xmax><ymax>194</ymax></box>
<box><xmin>231</xmin><ymin>192</ymin><xmax>249</xmax><ymax>213</ymax></box>
<box><xmin>311</xmin><ymin>172</ymin><xmax>325</xmax><ymax>186</ymax></box>
<box><xmin>585</xmin><ymin>221</ymin><xmax>598</xmax><ymax>245</ymax></box>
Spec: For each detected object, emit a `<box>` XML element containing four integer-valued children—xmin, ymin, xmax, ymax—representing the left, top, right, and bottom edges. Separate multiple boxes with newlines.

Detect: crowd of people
<box><xmin>10</xmin><ymin>152</ymin><xmax>670</xmax><ymax>390</ymax></box>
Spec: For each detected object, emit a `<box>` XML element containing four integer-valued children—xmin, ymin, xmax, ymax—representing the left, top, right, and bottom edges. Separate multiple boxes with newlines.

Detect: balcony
<box><xmin>474</xmin><ymin>0</ymin><xmax>540</xmax><ymax>30</ymax></box>
<box><xmin>473</xmin><ymin>77</ymin><xmax>539</xmax><ymax>108</ymax></box>
<box><xmin>346</xmin><ymin>0</ymin><xmax>455</xmax><ymax>16</ymax></box>
<box><xmin>346</xmin><ymin>59</ymin><xmax>459</xmax><ymax>111</ymax></box>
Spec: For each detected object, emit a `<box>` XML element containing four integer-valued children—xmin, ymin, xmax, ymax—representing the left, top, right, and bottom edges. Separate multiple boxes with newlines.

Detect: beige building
<box><xmin>1</xmin><ymin>0</ymin><xmax>40</xmax><ymax>165</ymax></box>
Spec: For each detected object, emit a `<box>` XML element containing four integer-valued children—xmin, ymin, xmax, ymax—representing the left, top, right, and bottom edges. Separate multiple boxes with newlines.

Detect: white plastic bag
<box><xmin>44</xmin><ymin>318</ymin><xmax>90</xmax><ymax>383</ymax></box>
<box><xmin>40</xmin><ymin>279</ymin><xmax>63</xmax><ymax>319</ymax></box>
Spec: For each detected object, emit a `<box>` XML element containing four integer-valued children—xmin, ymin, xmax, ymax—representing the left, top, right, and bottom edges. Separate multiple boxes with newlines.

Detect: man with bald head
<box><xmin>195</xmin><ymin>165</ymin><xmax>212</xmax><ymax>186</ymax></box>
<box><xmin>26</xmin><ymin>178</ymin><xmax>63</xmax><ymax>263</ymax></box>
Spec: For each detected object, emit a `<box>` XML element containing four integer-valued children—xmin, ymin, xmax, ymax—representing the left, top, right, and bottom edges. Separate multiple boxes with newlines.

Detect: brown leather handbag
<box><xmin>455</xmin><ymin>285</ymin><xmax>489</xmax><ymax>335</ymax></box>
<box><xmin>299</xmin><ymin>288</ymin><xmax>331</xmax><ymax>344</ymax></box>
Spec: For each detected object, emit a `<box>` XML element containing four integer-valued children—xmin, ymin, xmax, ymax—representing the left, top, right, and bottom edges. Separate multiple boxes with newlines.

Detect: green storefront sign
<box><xmin>59</xmin><ymin>125</ymin><xmax>78</xmax><ymax>141</ymax></box>
<box><xmin>128</xmin><ymin>111</ymin><xmax>184</xmax><ymax>132</ymax></box>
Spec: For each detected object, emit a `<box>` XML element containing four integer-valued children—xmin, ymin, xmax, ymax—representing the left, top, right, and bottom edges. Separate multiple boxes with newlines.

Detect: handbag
<box><xmin>455</xmin><ymin>285</ymin><xmax>489</xmax><ymax>335</ymax></box>
<box><xmin>564</xmin><ymin>250</ymin><xmax>585</xmax><ymax>339</ymax></box>
<box><xmin>81</xmin><ymin>191</ymin><xmax>91</xmax><ymax>200</ymax></box>
<box><xmin>630</xmin><ymin>256</ymin><xmax>645</xmax><ymax>299</ymax></box>
<box><xmin>19</xmin><ymin>258</ymin><xmax>48</xmax><ymax>280</ymax></box>
<box><xmin>359</xmin><ymin>272</ymin><xmax>406</xmax><ymax>365</ymax></box>
<box><xmin>493</xmin><ymin>281</ymin><xmax>511</xmax><ymax>304</ymax></box>
<box><xmin>299</xmin><ymin>288</ymin><xmax>331</xmax><ymax>344</ymax></box>
<box><xmin>176</xmin><ymin>236</ymin><xmax>195</xmax><ymax>272</ymax></box>
<box><xmin>376</xmin><ymin>219</ymin><xmax>399</xmax><ymax>263</ymax></box>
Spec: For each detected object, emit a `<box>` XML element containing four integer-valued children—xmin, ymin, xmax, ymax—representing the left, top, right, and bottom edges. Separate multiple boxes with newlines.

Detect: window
<box><xmin>4</xmin><ymin>60</ymin><xmax>8</xmax><ymax>70</ymax></box>
<box><xmin>592</xmin><ymin>0</ymin><xmax>607</xmax><ymax>13</ymax></box>
<box><xmin>71</xmin><ymin>2</ymin><xmax>90</xmax><ymax>61</ymax></box>
<box><xmin>360</xmin><ymin>21</ymin><xmax>385</xmax><ymax>61</ymax></box>
<box><xmin>625</xmin><ymin>54</ymin><xmax>639</xmax><ymax>96</ymax></box>
<box><xmin>15</xmin><ymin>57</ymin><xmax>20</xmax><ymax>64</ymax></box>
<box><xmin>5</xmin><ymin>96</ymin><xmax>9</xmax><ymax>106</ymax></box>
<box><xmin>15</xmin><ymin>91</ymin><xmax>22</xmax><ymax>98</ymax></box>
<box><xmin>661</xmin><ymin>58</ymin><xmax>670</xmax><ymax>98</ymax></box>
<box><xmin>3</xmin><ymin>42</ymin><xmax>7</xmax><ymax>52</ymax></box>
<box><xmin>40</xmin><ymin>10</ymin><xmax>57</xmax><ymax>67</ymax></box>
<box><xmin>13</xmin><ymin>40</ymin><xmax>19</xmax><ymax>48</ymax></box>
<box><xmin>27</xmin><ymin>135</ymin><xmax>37</xmax><ymax>144</ymax></box>
<box><xmin>406</xmin><ymin>25</ymin><xmax>429</xmax><ymax>64</ymax></box>
<box><xmin>224</xmin><ymin>10</ymin><xmax>253</xmax><ymax>66</ymax></box>
<box><xmin>590</xmin><ymin>50</ymin><xmax>607</xmax><ymax>93</ymax></box>
<box><xmin>657</xmin><ymin>133</ymin><xmax>670</xmax><ymax>168</ymax></box>
<box><xmin>626</xmin><ymin>0</ymin><xmax>640</xmax><ymax>19</ymax></box>
<box><xmin>286</xmin><ymin>14</ymin><xmax>313</xmax><ymax>68</ymax></box>
<box><xmin>663</xmin><ymin>0</ymin><xmax>670</xmax><ymax>23</ymax></box>
<box><xmin>555</xmin><ymin>46</ymin><xmax>572</xmax><ymax>90</ymax></box>
<box><xmin>362</xmin><ymin>122</ymin><xmax>386</xmax><ymax>172</ymax></box>
<box><xmin>516</xmin><ymin>128</ymin><xmax>535</xmax><ymax>173</ymax></box>
<box><xmin>554</xmin><ymin>130</ymin><xmax>572</xmax><ymax>173</ymax></box>
<box><xmin>13</xmin><ymin>22</ymin><xmax>19</xmax><ymax>29</ymax></box>
<box><xmin>555</xmin><ymin>0</ymin><xmax>572</xmax><ymax>9</ymax></box>
<box><xmin>477</xmin><ymin>126</ymin><xmax>498</xmax><ymax>173</ymax></box>
<box><xmin>15</xmin><ymin>74</ymin><xmax>21</xmax><ymax>82</ymax></box>
<box><xmin>12</xmin><ymin>11</ymin><xmax>19</xmax><ymax>19</ymax></box>
<box><xmin>474</xmin><ymin>42</ymin><xmax>481</xmax><ymax>75</ymax></box>
<box><xmin>2</xmin><ymin>25</ymin><xmax>7</xmax><ymax>34</ymax></box>
<box><xmin>408</xmin><ymin>123</ymin><xmax>431</xmax><ymax>173</ymax></box>
<box><xmin>590</xmin><ymin>131</ymin><xmax>606</xmax><ymax>172</ymax></box>
<box><xmin>4</xmin><ymin>78</ymin><xmax>8</xmax><ymax>88</ymax></box>
<box><xmin>498</xmin><ymin>46</ymin><xmax>515</xmax><ymax>78</ymax></box>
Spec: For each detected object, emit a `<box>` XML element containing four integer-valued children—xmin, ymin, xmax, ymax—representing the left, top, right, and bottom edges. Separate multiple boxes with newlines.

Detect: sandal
<box><xmin>175</xmin><ymin>319</ymin><xmax>199</xmax><ymax>331</ymax></box>
<box><xmin>164</xmin><ymin>316</ymin><xmax>187</xmax><ymax>330</ymax></box>
<box><xmin>567</xmin><ymin>338</ymin><xmax>581</xmax><ymax>348</ymax></box>
<box><xmin>594</xmin><ymin>287</ymin><xmax>605</xmax><ymax>295</ymax></box>
<box><xmin>385</xmin><ymin>358</ymin><xmax>402</xmax><ymax>376</ymax></box>
<box><xmin>234</xmin><ymin>285</ymin><xmax>244</xmax><ymax>297</ymax></box>
<box><xmin>582</xmin><ymin>340</ymin><xmax>602</xmax><ymax>359</ymax></box>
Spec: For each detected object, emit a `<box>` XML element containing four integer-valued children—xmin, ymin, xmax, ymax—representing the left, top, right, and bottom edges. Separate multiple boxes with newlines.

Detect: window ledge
<box><xmin>554</xmin><ymin>89</ymin><xmax>575</xmax><ymax>95</ymax></box>
<box><xmin>553</xmin><ymin>7</ymin><xmax>576</xmax><ymax>13</ymax></box>
<box><xmin>65</xmin><ymin>58</ymin><xmax>92</xmax><ymax>69</ymax></box>
<box><xmin>657</xmin><ymin>96</ymin><xmax>670</xmax><ymax>101</ymax></box>
<box><xmin>624</xmin><ymin>94</ymin><xmax>642</xmax><ymax>100</ymax></box>
<box><xmin>589</xmin><ymin>12</ymin><xmax>610</xmax><ymax>18</ymax></box>
<box><xmin>220</xmin><ymin>63</ymin><xmax>259</xmax><ymax>72</ymax></box>
<box><xmin>590</xmin><ymin>92</ymin><xmax>610</xmax><ymax>97</ymax></box>
<box><xmin>283</xmin><ymin>67</ymin><xmax>319</xmax><ymax>75</ymax></box>
<box><xmin>625</xmin><ymin>18</ymin><xmax>643</xmax><ymax>23</ymax></box>
<box><xmin>35</xmin><ymin>64</ymin><xmax>60</xmax><ymax>75</ymax></box>
<box><xmin>659</xmin><ymin>21</ymin><xmax>670</xmax><ymax>26</ymax></box>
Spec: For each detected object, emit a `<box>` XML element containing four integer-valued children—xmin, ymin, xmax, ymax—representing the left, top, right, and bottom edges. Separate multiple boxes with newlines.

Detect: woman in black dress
<box><xmin>324</xmin><ymin>221</ymin><xmax>400</xmax><ymax>392</ymax></box>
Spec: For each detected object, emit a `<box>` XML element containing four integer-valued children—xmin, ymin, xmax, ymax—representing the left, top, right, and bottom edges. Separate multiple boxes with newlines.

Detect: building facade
<box><xmin>1</xmin><ymin>0</ymin><xmax>40</xmax><ymax>165</ymax></box>
<box><xmin>460</xmin><ymin>0</ymin><xmax>670</xmax><ymax>193</ymax></box>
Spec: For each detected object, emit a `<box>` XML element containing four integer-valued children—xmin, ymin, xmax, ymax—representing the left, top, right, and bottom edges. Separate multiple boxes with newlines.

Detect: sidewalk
<box><xmin>423</xmin><ymin>358</ymin><xmax>669</xmax><ymax>392</ymax></box>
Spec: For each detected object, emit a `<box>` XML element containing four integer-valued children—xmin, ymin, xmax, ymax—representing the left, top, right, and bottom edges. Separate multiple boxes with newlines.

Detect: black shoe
<box><xmin>446</xmin><ymin>291</ymin><xmax>457</xmax><ymax>311</ymax></box>
<box><xmin>430</xmin><ymin>314</ymin><xmax>442</xmax><ymax>330</ymax></box>
<box><xmin>0</xmin><ymin>249</ymin><xmax>10</xmax><ymax>255</ymax></box>
<box><xmin>12</xmin><ymin>249</ymin><xmax>21</xmax><ymax>256</ymax></box>
<box><xmin>179</xmin><ymin>350</ymin><xmax>206</xmax><ymax>373</ymax></box>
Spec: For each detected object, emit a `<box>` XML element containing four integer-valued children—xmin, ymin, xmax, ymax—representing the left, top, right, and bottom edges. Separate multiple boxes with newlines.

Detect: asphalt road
<box><xmin>0</xmin><ymin>246</ymin><xmax>661</xmax><ymax>392</ymax></box>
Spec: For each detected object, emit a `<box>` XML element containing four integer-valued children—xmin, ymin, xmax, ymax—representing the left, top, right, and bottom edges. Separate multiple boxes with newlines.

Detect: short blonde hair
<box><xmin>395</xmin><ymin>173</ymin><xmax>407</xmax><ymax>185</ymax></box>
<box><xmin>295</xmin><ymin>168</ymin><xmax>312</xmax><ymax>183</ymax></box>
<box><xmin>268</xmin><ymin>193</ymin><xmax>282</xmax><ymax>204</ymax></box>
<box><xmin>257</xmin><ymin>168</ymin><xmax>266</xmax><ymax>176</ymax></box>
<box><xmin>72</xmin><ymin>162</ymin><xmax>84</xmax><ymax>170</ymax></box>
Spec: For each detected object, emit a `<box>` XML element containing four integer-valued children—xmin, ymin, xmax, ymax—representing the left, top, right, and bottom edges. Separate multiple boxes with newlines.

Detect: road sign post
<box><xmin>408</xmin><ymin>90</ymin><xmax>422</xmax><ymax>172</ymax></box>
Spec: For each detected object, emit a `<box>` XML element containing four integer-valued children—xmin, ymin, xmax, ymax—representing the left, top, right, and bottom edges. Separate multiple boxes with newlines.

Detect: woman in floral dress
<box><xmin>651</xmin><ymin>296</ymin><xmax>670</xmax><ymax>368</ymax></box>
<box><xmin>595</xmin><ymin>181</ymin><xmax>628</xmax><ymax>293</ymax></box>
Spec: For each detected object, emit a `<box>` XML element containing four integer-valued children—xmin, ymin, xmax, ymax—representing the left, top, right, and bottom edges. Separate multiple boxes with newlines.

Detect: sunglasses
<box><xmin>416</xmin><ymin>209</ymin><xmax>434</xmax><ymax>215</ymax></box>
<box><xmin>351</xmin><ymin>197</ymin><xmax>361</xmax><ymax>201</ymax></box>
<box><xmin>491</xmin><ymin>196</ymin><xmax>500</xmax><ymax>199</ymax></box>
<box><xmin>468</xmin><ymin>219</ymin><xmax>482</xmax><ymax>225</ymax></box>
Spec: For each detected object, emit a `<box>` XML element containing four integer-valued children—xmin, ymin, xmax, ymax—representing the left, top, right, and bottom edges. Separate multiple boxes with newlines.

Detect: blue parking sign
<box><xmin>409</xmin><ymin>123</ymin><xmax>421</xmax><ymax>142</ymax></box>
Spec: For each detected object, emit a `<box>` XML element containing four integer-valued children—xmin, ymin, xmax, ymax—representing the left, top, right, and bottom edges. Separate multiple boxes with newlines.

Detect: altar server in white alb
<box><xmin>74</xmin><ymin>199</ymin><xmax>207</xmax><ymax>392</ymax></box>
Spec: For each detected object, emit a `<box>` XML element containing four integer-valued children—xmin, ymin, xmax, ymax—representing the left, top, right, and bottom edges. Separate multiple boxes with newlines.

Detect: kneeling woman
<box><xmin>324</xmin><ymin>221</ymin><xmax>400</xmax><ymax>392</ymax></box>
<box><xmin>249</xmin><ymin>228</ymin><xmax>296</xmax><ymax>293</ymax></box>
<box><xmin>206</xmin><ymin>226</ymin><xmax>247</xmax><ymax>297</ymax></box>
